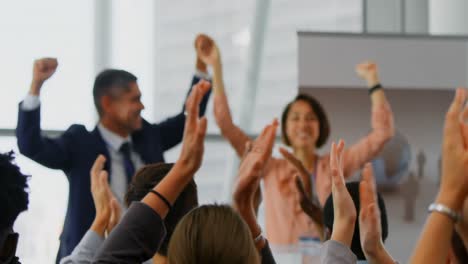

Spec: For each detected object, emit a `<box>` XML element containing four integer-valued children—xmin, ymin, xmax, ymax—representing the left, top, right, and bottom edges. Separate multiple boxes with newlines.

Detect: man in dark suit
<box><xmin>16</xmin><ymin>50</ymin><xmax>211</xmax><ymax>262</ymax></box>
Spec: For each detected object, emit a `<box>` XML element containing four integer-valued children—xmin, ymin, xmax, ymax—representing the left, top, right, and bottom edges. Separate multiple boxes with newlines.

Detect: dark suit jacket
<box><xmin>93</xmin><ymin>202</ymin><xmax>277</xmax><ymax>264</ymax></box>
<box><xmin>16</xmin><ymin>75</ymin><xmax>210</xmax><ymax>261</ymax></box>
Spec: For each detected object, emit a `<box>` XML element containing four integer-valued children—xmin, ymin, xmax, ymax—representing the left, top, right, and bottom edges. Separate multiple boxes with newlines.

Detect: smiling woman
<box><xmin>207</xmin><ymin>31</ymin><xmax>395</xmax><ymax>245</ymax></box>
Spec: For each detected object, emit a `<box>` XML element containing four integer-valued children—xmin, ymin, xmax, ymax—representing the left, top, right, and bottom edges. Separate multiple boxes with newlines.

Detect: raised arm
<box><xmin>16</xmin><ymin>58</ymin><xmax>74</xmax><ymax>170</ymax></box>
<box><xmin>61</xmin><ymin>155</ymin><xmax>121</xmax><ymax>264</ymax></box>
<box><xmin>157</xmin><ymin>49</ymin><xmax>212</xmax><ymax>152</ymax></box>
<box><xmin>196</xmin><ymin>34</ymin><xmax>251</xmax><ymax>157</ymax></box>
<box><xmin>233</xmin><ymin>120</ymin><xmax>278</xmax><ymax>264</ymax></box>
<box><xmin>93</xmin><ymin>80</ymin><xmax>211</xmax><ymax>264</ymax></box>
<box><xmin>321</xmin><ymin>140</ymin><xmax>358</xmax><ymax>264</ymax></box>
<box><xmin>342</xmin><ymin>61</ymin><xmax>395</xmax><ymax>177</ymax></box>
<box><xmin>359</xmin><ymin>164</ymin><xmax>395</xmax><ymax>264</ymax></box>
<box><xmin>410</xmin><ymin>88</ymin><xmax>468</xmax><ymax>264</ymax></box>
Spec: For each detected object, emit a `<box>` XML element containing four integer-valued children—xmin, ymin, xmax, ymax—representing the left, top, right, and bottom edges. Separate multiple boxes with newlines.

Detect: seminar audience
<box><xmin>4</xmin><ymin>33</ymin><xmax>468</xmax><ymax>264</ymax></box>
<box><xmin>60</xmin><ymin>160</ymin><xmax>198</xmax><ymax>264</ymax></box>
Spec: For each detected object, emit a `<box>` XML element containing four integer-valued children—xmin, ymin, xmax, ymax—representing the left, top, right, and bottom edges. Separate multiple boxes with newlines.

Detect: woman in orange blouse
<box><xmin>195</xmin><ymin>34</ymin><xmax>395</xmax><ymax>245</ymax></box>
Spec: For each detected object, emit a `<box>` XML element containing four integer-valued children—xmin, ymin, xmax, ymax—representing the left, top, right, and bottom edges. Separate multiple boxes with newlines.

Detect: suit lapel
<box><xmin>91</xmin><ymin>127</ymin><xmax>112</xmax><ymax>177</ymax></box>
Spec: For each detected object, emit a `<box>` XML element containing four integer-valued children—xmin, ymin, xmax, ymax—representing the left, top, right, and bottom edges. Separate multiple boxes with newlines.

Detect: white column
<box><xmin>94</xmin><ymin>0</ymin><xmax>112</xmax><ymax>74</ymax></box>
<box><xmin>405</xmin><ymin>0</ymin><xmax>429</xmax><ymax>34</ymax></box>
<box><xmin>429</xmin><ymin>0</ymin><xmax>468</xmax><ymax>35</ymax></box>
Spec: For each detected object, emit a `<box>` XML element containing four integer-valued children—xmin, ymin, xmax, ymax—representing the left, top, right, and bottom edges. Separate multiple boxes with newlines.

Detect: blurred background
<box><xmin>0</xmin><ymin>0</ymin><xmax>467</xmax><ymax>262</ymax></box>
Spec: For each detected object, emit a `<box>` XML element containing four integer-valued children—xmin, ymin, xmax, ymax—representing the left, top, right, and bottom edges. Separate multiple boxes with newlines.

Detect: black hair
<box><xmin>0</xmin><ymin>151</ymin><xmax>29</xmax><ymax>231</ymax></box>
<box><xmin>323</xmin><ymin>181</ymin><xmax>388</xmax><ymax>260</ymax></box>
<box><xmin>125</xmin><ymin>163</ymin><xmax>198</xmax><ymax>256</ymax></box>
<box><xmin>93</xmin><ymin>69</ymin><xmax>138</xmax><ymax>116</ymax></box>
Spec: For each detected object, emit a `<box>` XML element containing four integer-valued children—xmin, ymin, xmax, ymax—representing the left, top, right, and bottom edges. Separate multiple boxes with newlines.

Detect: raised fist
<box><xmin>194</xmin><ymin>34</ymin><xmax>219</xmax><ymax>66</ymax></box>
<box><xmin>356</xmin><ymin>61</ymin><xmax>379</xmax><ymax>85</ymax></box>
<box><xmin>33</xmin><ymin>58</ymin><xmax>58</xmax><ymax>84</ymax></box>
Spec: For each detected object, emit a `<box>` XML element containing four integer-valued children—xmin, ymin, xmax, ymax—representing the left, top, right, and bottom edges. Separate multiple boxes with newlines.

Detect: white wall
<box><xmin>298</xmin><ymin>87</ymin><xmax>452</xmax><ymax>181</ymax></box>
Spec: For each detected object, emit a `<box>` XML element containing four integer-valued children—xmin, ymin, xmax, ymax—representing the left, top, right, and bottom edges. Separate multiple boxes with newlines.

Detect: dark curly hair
<box><xmin>125</xmin><ymin>163</ymin><xmax>198</xmax><ymax>256</ymax></box>
<box><xmin>281</xmin><ymin>94</ymin><xmax>330</xmax><ymax>148</ymax></box>
<box><xmin>0</xmin><ymin>151</ymin><xmax>29</xmax><ymax>231</ymax></box>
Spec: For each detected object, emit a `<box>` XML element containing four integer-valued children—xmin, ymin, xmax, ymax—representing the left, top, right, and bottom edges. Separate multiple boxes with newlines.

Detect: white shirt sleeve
<box><xmin>21</xmin><ymin>94</ymin><xmax>41</xmax><ymax>111</ymax></box>
<box><xmin>194</xmin><ymin>69</ymin><xmax>212</xmax><ymax>81</ymax></box>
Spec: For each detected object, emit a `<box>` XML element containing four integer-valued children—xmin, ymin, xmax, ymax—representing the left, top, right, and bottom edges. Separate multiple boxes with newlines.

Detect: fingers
<box><xmin>361</xmin><ymin>163</ymin><xmax>376</xmax><ymax>194</ymax></box>
<box><xmin>336</xmin><ymin>139</ymin><xmax>345</xmax><ymax>167</ymax></box>
<box><xmin>254</xmin><ymin>119</ymin><xmax>278</xmax><ymax>157</ymax></box>
<box><xmin>99</xmin><ymin>170</ymin><xmax>109</xmax><ymax>187</ymax></box>
<box><xmin>108</xmin><ymin>198</ymin><xmax>122</xmax><ymax>232</ymax></box>
<box><xmin>242</xmin><ymin>141</ymin><xmax>253</xmax><ymax>160</ymax></box>
<box><xmin>185</xmin><ymin>80</ymin><xmax>211</xmax><ymax>127</ymax></box>
<box><xmin>36</xmin><ymin>58</ymin><xmax>58</xmax><ymax>70</ymax></box>
<box><xmin>330</xmin><ymin>140</ymin><xmax>347</xmax><ymax>193</ymax></box>
<box><xmin>330</xmin><ymin>140</ymin><xmax>345</xmax><ymax>177</ymax></box>
<box><xmin>444</xmin><ymin>88</ymin><xmax>466</xmax><ymax>149</ymax></box>
<box><xmin>90</xmin><ymin>155</ymin><xmax>106</xmax><ymax>186</ymax></box>
<box><xmin>264</xmin><ymin>120</ymin><xmax>278</xmax><ymax>154</ymax></box>
<box><xmin>461</xmin><ymin>100</ymin><xmax>468</xmax><ymax>149</ymax></box>
<box><xmin>197</xmin><ymin>117</ymin><xmax>208</xmax><ymax>141</ymax></box>
<box><xmin>279</xmin><ymin>147</ymin><xmax>295</xmax><ymax>163</ymax></box>
<box><xmin>359</xmin><ymin>180</ymin><xmax>373</xmax><ymax>211</ymax></box>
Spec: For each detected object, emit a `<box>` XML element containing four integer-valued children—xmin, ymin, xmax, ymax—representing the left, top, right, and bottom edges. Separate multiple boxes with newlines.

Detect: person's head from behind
<box><xmin>323</xmin><ymin>181</ymin><xmax>388</xmax><ymax>260</ymax></box>
<box><xmin>93</xmin><ymin>69</ymin><xmax>145</xmax><ymax>134</ymax></box>
<box><xmin>0</xmin><ymin>152</ymin><xmax>29</xmax><ymax>263</ymax></box>
<box><xmin>125</xmin><ymin>163</ymin><xmax>198</xmax><ymax>263</ymax></box>
<box><xmin>281</xmin><ymin>94</ymin><xmax>330</xmax><ymax>151</ymax></box>
<box><xmin>168</xmin><ymin>204</ymin><xmax>260</xmax><ymax>264</ymax></box>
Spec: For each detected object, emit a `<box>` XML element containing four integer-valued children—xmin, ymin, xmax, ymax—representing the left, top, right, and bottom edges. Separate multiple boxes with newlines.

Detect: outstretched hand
<box><xmin>233</xmin><ymin>119</ymin><xmax>278</xmax><ymax>249</ymax></box>
<box><xmin>359</xmin><ymin>163</ymin><xmax>394</xmax><ymax>264</ymax></box>
<box><xmin>90</xmin><ymin>155</ymin><xmax>121</xmax><ymax>236</ymax></box>
<box><xmin>279</xmin><ymin>147</ymin><xmax>324</xmax><ymax>240</ymax></box>
<box><xmin>438</xmin><ymin>88</ymin><xmax>468</xmax><ymax>210</ymax></box>
<box><xmin>177</xmin><ymin>80</ymin><xmax>211</xmax><ymax>176</ymax></box>
<box><xmin>234</xmin><ymin>119</ymin><xmax>278</xmax><ymax>211</ymax></box>
<box><xmin>329</xmin><ymin>140</ymin><xmax>357</xmax><ymax>247</ymax></box>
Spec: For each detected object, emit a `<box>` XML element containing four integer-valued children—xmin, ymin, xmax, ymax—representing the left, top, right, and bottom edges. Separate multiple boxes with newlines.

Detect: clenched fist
<box><xmin>195</xmin><ymin>34</ymin><xmax>220</xmax><ymax>66</ymax></box>
<box><xmin>356</xmin><ymin>61</ymin><xmax>379</xmax><ymax>87</ymax></box>
<box><xmin>30</xmin><ymin>58</ymin><xmax>58</xmax><ymax>95</ymax></box>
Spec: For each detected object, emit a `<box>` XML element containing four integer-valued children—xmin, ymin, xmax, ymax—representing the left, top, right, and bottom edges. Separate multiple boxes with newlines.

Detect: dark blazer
<box><xmin>16</xmin><ymin>76</ymin><xmax>210</xmax><ymax>262</ymax></box>
<box><xmin>93</xmin><ymin>202</ymin><xmax>277</xmax><ymax>264</ymax></box>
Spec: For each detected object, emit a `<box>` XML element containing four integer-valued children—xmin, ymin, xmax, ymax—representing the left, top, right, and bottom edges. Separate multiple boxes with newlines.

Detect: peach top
<box><xmin>216</xmin><ymin>92</ymin><xmax>394</xmax><ymax>245</ymax></box>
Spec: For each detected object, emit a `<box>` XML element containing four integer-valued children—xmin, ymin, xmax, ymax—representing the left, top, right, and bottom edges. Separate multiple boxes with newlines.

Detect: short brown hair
<box><xmin>168</xmin><ymin>204</ymin><xmax>260</xmax><ymax>264</ymax></box>
<box><xmin>281</xmin><ymin>93</ymin><xmax>330</xmax><ymax>148</ymax></box>
<box><xmin>125</xmin><ymin>163</ymin><xmax>198</xmax><ymax>256</ymax></box>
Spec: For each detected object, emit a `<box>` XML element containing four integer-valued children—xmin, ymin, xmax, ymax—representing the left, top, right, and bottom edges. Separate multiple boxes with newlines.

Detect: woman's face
<box><xmin>285</xmin><ymin>100</ymin><xmax>319</xmax><ymax>150</ymax></box>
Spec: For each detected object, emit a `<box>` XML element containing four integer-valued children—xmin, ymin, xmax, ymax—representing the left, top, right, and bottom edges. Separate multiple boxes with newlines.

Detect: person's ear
<box><xmin>101</xmin><ymin>95</ymin><xmax>114</xmax><ymax>115</ymax></box>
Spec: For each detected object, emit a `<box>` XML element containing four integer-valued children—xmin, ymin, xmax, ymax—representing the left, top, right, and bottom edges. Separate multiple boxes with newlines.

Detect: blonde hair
<box><xmin>168</xmin><ymin>204</ymin><xmax>260</xmax><ymax>264</ymax></box>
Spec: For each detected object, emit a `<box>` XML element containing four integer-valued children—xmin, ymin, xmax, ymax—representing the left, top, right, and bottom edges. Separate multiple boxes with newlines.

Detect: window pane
<box><xmin>0</xmin><ymin>0</ymin><xmax>95</xmax><ymax>130</ymax></box>
<box><xmin>253</xmin><ymin>0</ymin><xmax>362</xmax><ymax>132</ymax></box>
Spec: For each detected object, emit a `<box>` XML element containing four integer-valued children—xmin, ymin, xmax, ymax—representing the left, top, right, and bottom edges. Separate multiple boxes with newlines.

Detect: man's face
<box><xmin>105</xmin><ymin>82</ymin><xmax>145</xmax><ymax>133</ymax></box>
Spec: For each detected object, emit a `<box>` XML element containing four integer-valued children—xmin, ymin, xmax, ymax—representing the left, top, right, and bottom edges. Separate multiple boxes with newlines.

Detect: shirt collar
<box><xmin>97</xmin><ymin>123</ymin><xmax>132</xmax><ymax>152</ymax></box>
